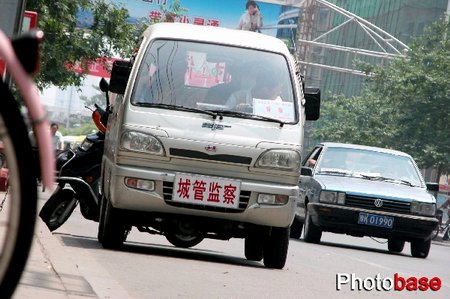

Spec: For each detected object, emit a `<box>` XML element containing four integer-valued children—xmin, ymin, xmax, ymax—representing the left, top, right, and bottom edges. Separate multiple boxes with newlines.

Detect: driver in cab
<box><xmin>225</xmin><ymin>69</ymin><xmax>282</xmax><ymax>111</ymax></box>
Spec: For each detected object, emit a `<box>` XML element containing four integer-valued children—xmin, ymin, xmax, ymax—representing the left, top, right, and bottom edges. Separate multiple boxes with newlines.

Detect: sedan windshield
<box><xmin>316</xmin><ymin>147</ymin><xmax>424</xmax><ymax>187</ymax></box>
<box><xmin>131</xmin><ymin>39</ymin><xmax>297</xmax><ymax>123</ymax></box>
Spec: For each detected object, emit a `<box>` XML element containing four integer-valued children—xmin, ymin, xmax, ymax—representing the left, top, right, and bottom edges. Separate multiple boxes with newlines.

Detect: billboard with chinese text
<box><xmin>77</xmin><ymin>0</ymin><xmax>285</xmax><ymax>37</ymax></box>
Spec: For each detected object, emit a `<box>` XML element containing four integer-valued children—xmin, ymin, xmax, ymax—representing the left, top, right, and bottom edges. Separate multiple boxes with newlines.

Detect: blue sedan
<box><xmin>291</xmin><ymin>142</ymin><xmax>439</xmax><ymax>258</ymax></box>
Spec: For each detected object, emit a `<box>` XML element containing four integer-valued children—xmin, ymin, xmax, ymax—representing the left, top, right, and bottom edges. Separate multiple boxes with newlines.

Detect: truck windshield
<box><xmin>131</xmin><ymin>39</ymin><xmax>297</xmax><ymax>123</ymax></box>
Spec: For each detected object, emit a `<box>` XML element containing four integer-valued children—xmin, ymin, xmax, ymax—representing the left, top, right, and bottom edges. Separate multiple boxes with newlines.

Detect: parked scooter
<box><xmin>39</xmin><ymin>78</ymin><xmax>110</xmax><ymax>231</ymax></box>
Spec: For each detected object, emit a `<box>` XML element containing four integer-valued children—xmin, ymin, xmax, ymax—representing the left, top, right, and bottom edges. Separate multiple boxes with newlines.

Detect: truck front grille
<box><xmin>169</xmin><ymin>148</ymin><xmax>252</xmax><ymax>165</ymax></box>
<box><xmin>345</xmin><ymin>194</ymin><xmax>411</xmax><ymax>214</ymax></box>
<box><xmin>163</xmin><ymin>181</ymin><xmax>251</xmax><ymax>213</ymax></box>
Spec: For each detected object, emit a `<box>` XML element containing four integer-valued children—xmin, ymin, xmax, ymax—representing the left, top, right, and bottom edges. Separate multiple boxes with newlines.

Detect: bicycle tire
<box><xmin>0</xmin><ymin>81</ymin><xmax>38</xmax><ymax>298</ymax></box>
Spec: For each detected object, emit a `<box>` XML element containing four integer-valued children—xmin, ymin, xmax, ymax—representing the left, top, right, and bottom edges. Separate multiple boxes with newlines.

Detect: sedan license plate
<box><xmin>358</xmin><ymin>212</ymin><xmax>394</xmax><ymax>229</ymax></box>
<box><xmin>172</xmin><ymin>173</ymin><xmax>241</xmax><ymax>209</ymax></box>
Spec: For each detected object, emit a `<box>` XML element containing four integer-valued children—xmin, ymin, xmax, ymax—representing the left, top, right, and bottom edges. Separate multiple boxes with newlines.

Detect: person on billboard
<box><xmin>238</xmin><ymin>1</ymin><xmax>263</xmax><ymax>32</ymax></box>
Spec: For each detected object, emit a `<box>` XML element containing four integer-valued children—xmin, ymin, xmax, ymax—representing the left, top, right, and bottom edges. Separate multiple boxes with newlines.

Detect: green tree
<box><xmin>26</xmin><ymin>0</ymin><xmax>146</xmax><ymax>89</ymax></box>
<box><xmin>158</xmin><ymin>0</ymin><xmax>188</xmax><ymax>22</ymax></box>
<box><xmin>312</xmin><ymin>18</ymin><xmax>450</xmax><ymax>178</ymax></box>
<box><xmin>79</xmin><ymin>84</ymin><xmax>105</xmax><ymax>108</ymax></box>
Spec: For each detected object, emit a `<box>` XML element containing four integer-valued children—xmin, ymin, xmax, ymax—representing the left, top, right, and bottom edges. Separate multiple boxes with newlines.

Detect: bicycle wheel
<box><xmin>0</xmin><ymin>81</ymin><xmax>38</xmax><ymax>298</ymax></box>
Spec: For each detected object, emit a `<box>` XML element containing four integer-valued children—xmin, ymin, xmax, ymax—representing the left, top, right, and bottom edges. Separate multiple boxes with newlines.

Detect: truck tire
<box><xmin>97</xmin><ymin>195</ymin><xmax>107</xmax><ymax>243</ymax></box>
<box><xmin>289</xmin><ymin>216</ymin><xmax>303</xmax><ymax>239</ymax></box>
<box><xmin>387</xmin><ymin>238</ymin><xmax>405</xmax><ymax>253</ymax></box>
<box><xmin>410</xmin><ymin>239</ymin><xmax>431</xmax><ymax>258</ymax></box>
<box><xmin>263</xmin><ymin>227</ymin><xmax>289</xmax><ymax>269</ymax></box>
<box><xmin>244</xmin><ymin>234</ymin><xmax>264</xmax><ymax>262</ymax></box>
<box><xmin>99</xmin><ymin>195</ymin><xmax>128</xmax><ymax>249</ymax></box>
<box><xmin>39</xmin><ymin>189</ymin><xmax>77</xmax><ymax>232</ymax></box>
<box><xmin>303</xmin><ymin>208</ymin><xmax>322</xmax><ymax>243</ymax></box>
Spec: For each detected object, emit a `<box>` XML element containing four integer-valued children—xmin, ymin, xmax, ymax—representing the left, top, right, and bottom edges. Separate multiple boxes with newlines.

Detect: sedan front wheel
<box><xmin>303</xmin><ymin>208</ymin><xmax>322</xmax><ymax>243</ymax></box>
<box><xmin>410</xmin><ymin>238</ymin><xmax>431</xmax><ymax>258</ymax></box>
<box><xmin>388</xmin><ymin>238</ymin><xmax>405</xmax><ymax>253</ymax></box>
<box><xmin>289</xmin><ymin>216</ymin><xmax>303</xmax><ymax>239</ymax></box>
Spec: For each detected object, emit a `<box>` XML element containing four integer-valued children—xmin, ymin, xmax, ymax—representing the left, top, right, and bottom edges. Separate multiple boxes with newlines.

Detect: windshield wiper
<box><xmin>317</xmin><ymin>168</ymin><xmax>353</xmax><ymax>176</ymax></box>
<box><xmin>134</xmin><ymin>102</ymin><xmax>219</xmax><ymax>118</ymax></box>
<box><xmin>366</xmin><ymin>175</ymin><xmax>415</xmax><ymax>187</ymax></box>
<box><xmin>207</xmin><ymin>110</ymin><xmax>285</xmax><ymax>127</ymax></box>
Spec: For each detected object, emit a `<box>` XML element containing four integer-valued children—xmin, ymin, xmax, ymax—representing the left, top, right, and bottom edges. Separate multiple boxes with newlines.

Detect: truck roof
<box><xmin>142</xmin><ymin>23</ymin><xmax>290</xmax><ymax>55</ymax></box>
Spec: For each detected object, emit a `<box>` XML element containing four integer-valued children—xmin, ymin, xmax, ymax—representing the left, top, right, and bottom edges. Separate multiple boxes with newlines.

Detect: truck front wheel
<box><xmin>245</xmin><ymin>234</ymin><xmax>264</xmax><ymax>262</ymax></box>
<box><xmin>262</xmin><ymin>227</ymin><xmax>289</xmax><ymax>269</ymax></box>
<box><xmin>98</xmin><ymin>195</ymin><xmax>129</xmax><ymax>249</ymax></box>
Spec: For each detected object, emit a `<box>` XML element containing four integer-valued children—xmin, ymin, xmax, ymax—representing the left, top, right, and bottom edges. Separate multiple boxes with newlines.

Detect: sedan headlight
<box><xmin>255</xmin><ymin>149</ymin><xmax>300</xmax><ymax>171</ymax></box>
<box><xmin>120</xmin><ymin>131</ymin><xmax>165</xmax><ymax>155</ymax></box>
<box><xmin>410</xmin><ymin>201</ymin><xmax>436</xmax><ymax>216</ymax></box>
<box><xmin>319</xmin><ymin>191</ymin><xmax>346</xmax><ymax>204</ymax></box>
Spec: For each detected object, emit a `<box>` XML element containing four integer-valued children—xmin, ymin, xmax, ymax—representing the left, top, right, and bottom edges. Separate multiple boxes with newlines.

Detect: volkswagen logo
<box><xmin>374</xmin><ymin>198</ymin><xmax>383</xmax><ymax>208</ymax></box>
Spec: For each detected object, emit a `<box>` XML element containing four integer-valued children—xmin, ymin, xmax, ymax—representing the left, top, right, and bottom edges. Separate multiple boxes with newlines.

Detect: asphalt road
<box><xmin>13</xmin><ymin>193</ymin><xmax>450</xmax><ymax>299</ymax></box>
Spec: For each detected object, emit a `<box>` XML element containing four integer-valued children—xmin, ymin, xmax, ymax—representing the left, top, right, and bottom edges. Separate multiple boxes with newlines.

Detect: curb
<box><xmin>14</xmin><ymin>193</ymin><xmax>98</xmax><ymax>299</ymax></box>
<box><xmin>35</xmin><ymin>219</ymin><xmax>98</xmax><ymax>298</ymax></box>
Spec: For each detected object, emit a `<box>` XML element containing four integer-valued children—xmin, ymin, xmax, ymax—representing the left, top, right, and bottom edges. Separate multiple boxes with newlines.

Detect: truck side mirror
<box><xmin>304</xmin><ymin>87</ymin><xmax>321</xmax><ymax>121</ymax></box>
<box><xmin>109</xmin><ymin>60</ymin><xmax>132</xmax><ymax>95</ymax></box>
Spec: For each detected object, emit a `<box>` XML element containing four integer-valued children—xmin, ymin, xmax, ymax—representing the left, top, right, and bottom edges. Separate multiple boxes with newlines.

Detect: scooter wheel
<box><xmin>39</xmin><ymin>189</ymin><xmax>77</xmax><ymax>231</ymax></box>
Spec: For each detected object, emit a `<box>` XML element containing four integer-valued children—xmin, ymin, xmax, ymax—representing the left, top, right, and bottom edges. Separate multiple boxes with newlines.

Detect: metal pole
<box><xmin>0</xmin><ymin>0</ymin><xmax>26</xmax><ymax>36</ymax></box>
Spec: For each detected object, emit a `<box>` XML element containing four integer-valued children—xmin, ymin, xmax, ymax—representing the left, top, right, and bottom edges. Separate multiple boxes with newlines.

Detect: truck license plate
<box><xmin>172</xmin><ymin>173</ymin><xmax>241</xmax><ymax>209</ymax></box>
<box><xmin>357</xmin><ymin>212</ymin><xmax>394</xmax><ymax>229</ymax></box>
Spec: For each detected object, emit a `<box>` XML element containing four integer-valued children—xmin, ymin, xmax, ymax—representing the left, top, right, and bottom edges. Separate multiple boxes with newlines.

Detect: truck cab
<box><xmin>100</xmin><ymin>23</ymin><xmax>320</xmax><ymax>269</ymax></box>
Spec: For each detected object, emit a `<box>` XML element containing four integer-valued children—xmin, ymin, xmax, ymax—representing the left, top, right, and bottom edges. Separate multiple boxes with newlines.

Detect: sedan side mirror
<box><xmin>426</xmin><ymin>182</ymin><xmax>439</xmax><ymax>192</ymax></box>
<box><xmin>300</xmin><ymin>166</ymin><xmax>313</xmax><ymax>177</ymax></box>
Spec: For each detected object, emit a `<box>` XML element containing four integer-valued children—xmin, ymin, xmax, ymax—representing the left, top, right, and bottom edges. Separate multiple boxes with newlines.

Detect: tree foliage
<box><xmin>27</xmin><ymin>0</ymin><xmax>188</xmax><ymax>89</ymax></box>
<box><xmin>312</xmin><ymin>18</ymin><xmax>450</xmax><ymax>176</ymax></box>
<box><xmin>79</xmin><ymin>84</ymin><xmax>105</xmax><ymax>108</ymax></box>
<box><xmin>26</xmin><ymin>0</ymin><xmax>147</xmax><ymax>89</ymax></box>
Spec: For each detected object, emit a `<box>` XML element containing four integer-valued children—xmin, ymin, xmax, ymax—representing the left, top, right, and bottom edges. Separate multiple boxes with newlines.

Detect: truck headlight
<box><xmin>255</xmin><ymin>149</ymin><xmax>300</xmax><ymax>171</ymax></box>
<box><xmin>257</xmin><ymin>194</ymin><xmax>289</xmax><ymax>205</ymax></box>
<box><xmin>120</xmin><ymin>131</ymin><xmax>165</xmax><ymax>155</ymax></box>
<box><xmin>410</xmin><ymin>201</ymin><xmax>436</xmax><ymax>216</ymax></box>
<box><xmin>319</xmin><ymin>191</ymin><xmax>346</xmax><ymax>204</ymax></box>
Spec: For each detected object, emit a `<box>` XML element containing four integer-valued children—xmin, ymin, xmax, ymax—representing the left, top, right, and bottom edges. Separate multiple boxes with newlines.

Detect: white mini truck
<box><xmin>100</xmin><ymin>23</ymin><xmax>320</xmax><ymax>269</ymax></box>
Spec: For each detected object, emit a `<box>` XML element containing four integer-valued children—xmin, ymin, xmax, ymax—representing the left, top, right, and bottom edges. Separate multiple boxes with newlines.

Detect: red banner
<box><xmin>66</xmin><ymin>57</ymin><xmax>120</xmax><ymax>78</ymax></box>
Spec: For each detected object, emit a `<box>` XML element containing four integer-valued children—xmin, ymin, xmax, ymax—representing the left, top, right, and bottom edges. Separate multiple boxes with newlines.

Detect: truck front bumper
<box><xmin>105</xmin><ymin>162</ymin><xmax>298</xmax><ymax>228</ymax></box>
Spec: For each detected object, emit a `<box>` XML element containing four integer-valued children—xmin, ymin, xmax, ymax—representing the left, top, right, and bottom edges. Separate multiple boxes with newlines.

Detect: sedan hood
<box><xmin>315</xmin><ymin>174</ymin><xmax>434</xmax><ymax>203</ymax></box>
